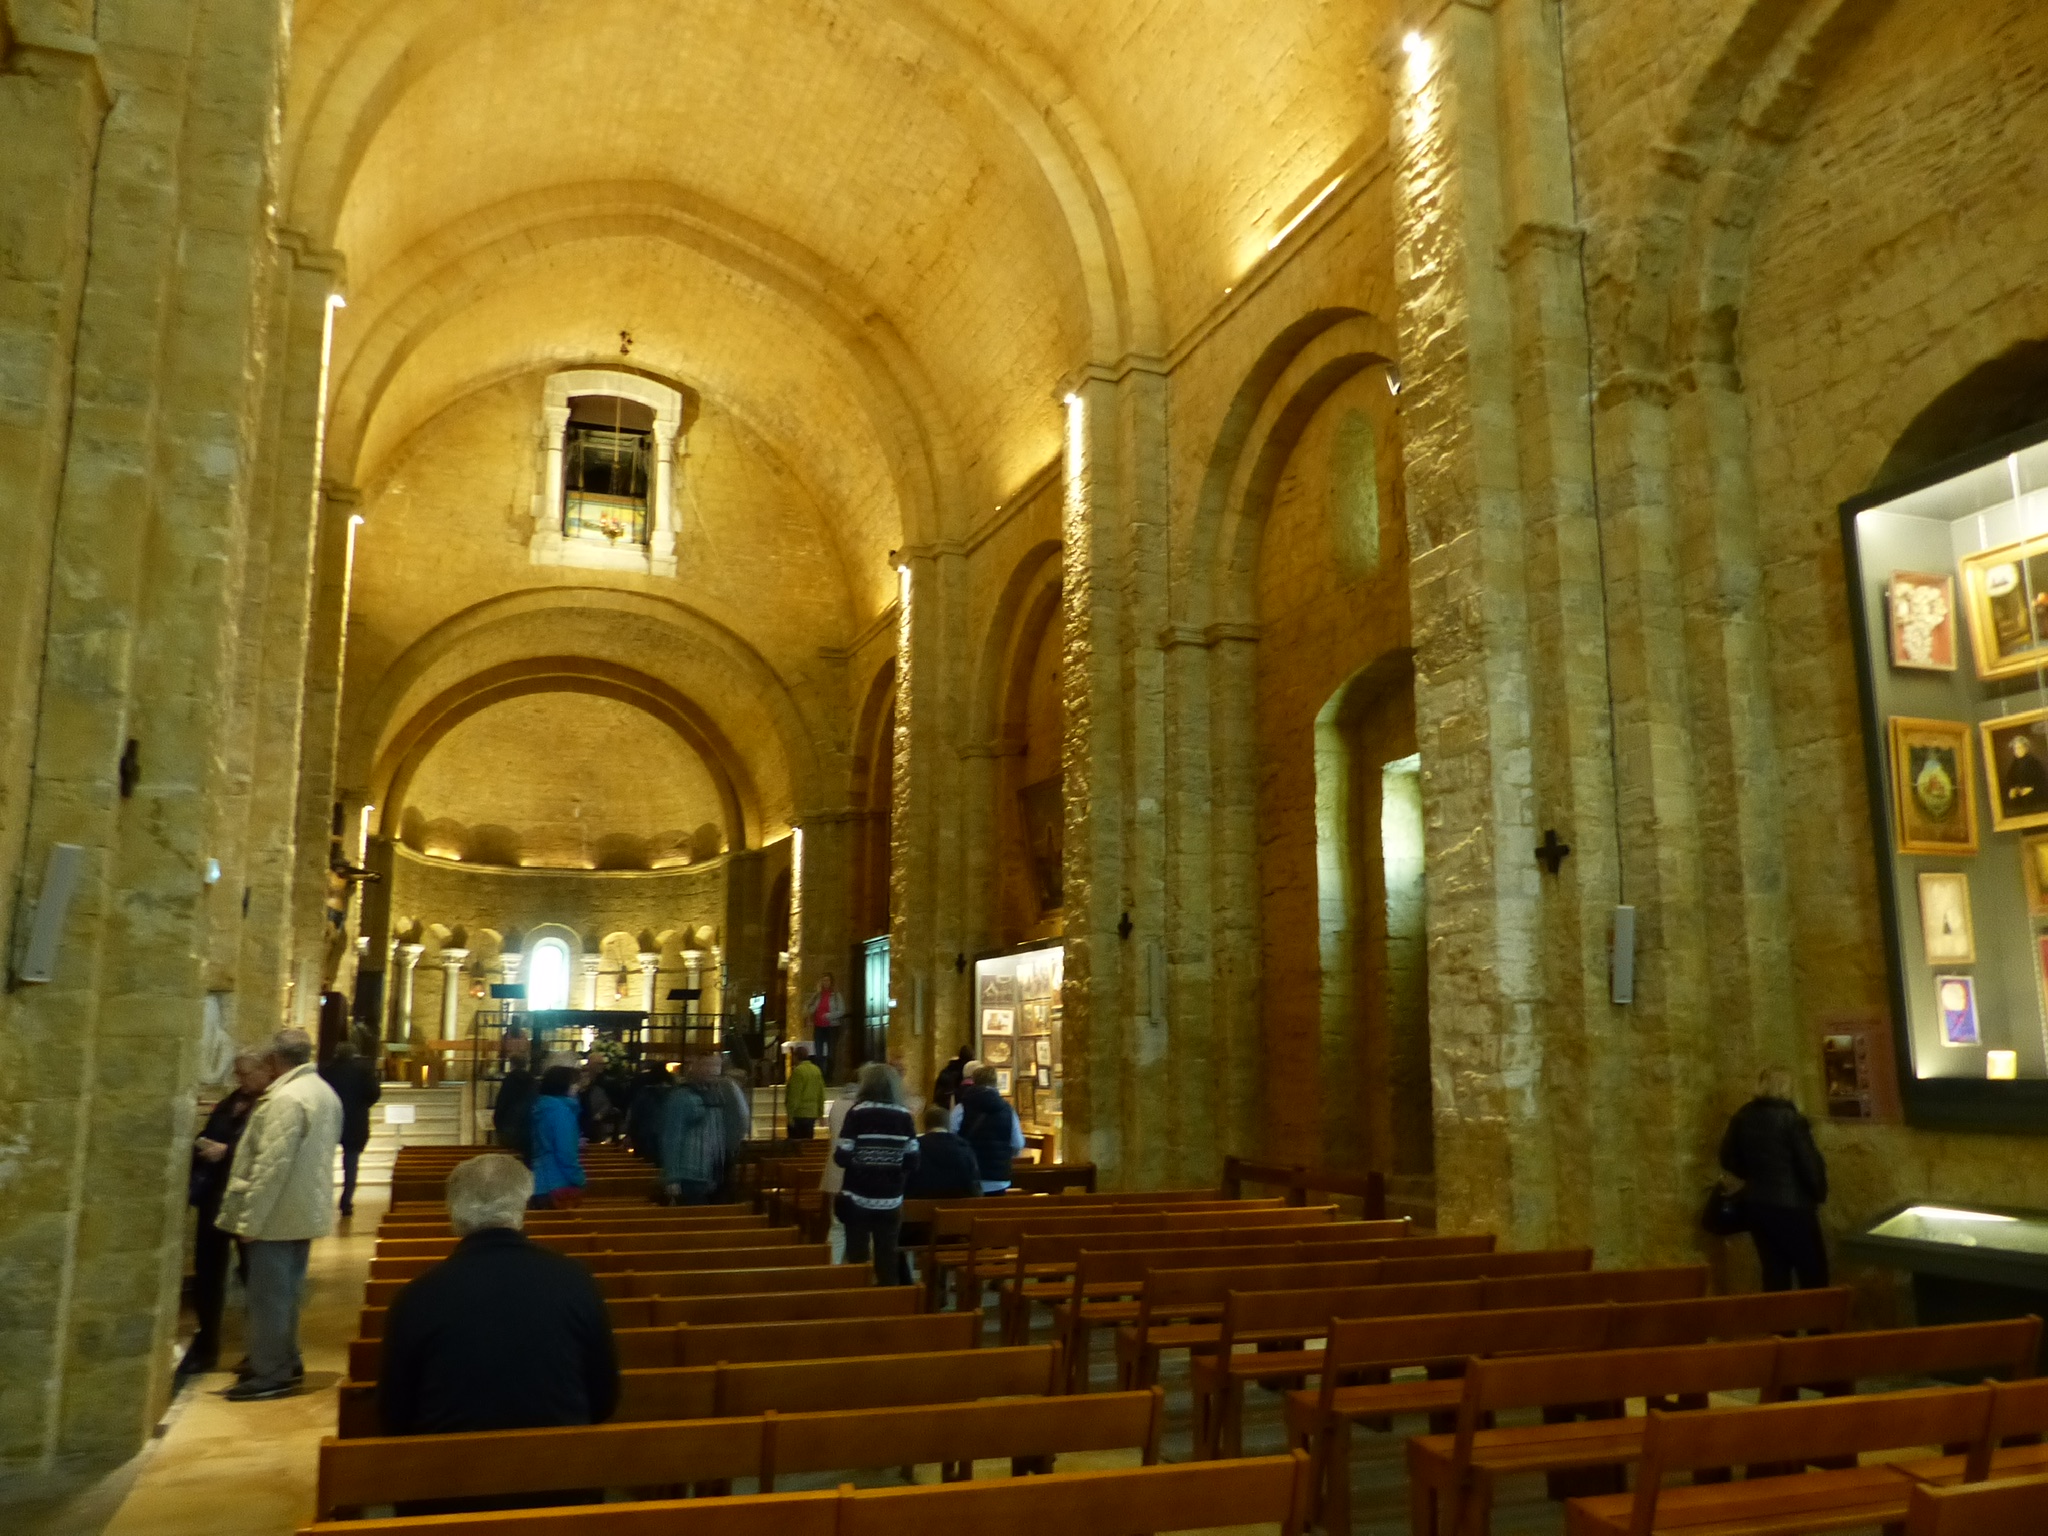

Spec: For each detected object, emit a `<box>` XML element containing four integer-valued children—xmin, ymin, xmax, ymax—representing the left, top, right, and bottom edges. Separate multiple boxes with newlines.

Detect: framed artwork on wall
<box><xmin>1917</xmin><ymin>872</ymin><xmax>1975</xmax><ymax>965</ymax></box>
<box><xmin>1036</xmin><ymin>1065</ymin><xmax>1052</xmax><ymax>1090</ymax></box>
<box><xmin>1961</xmin><ymin>533</ymin><xmax>2048</xmax><ymax>680</ymax></box>
<box><xmin>1936</xmin><ymin>974</ymin><xmax>1980</xmax><ymax>1046</ymax></box>
<box><xmin>1888</xmin><ymin>716</ymin><xmax>1979</xmax><ymax>853</ymax></box>
<box><xmin>1016</xmin><ymin>1080</ymin><xmax>1034</xmax><ymax>1118</ymax></box>
<box><xmin>995</xmin><ymin>1068</ymin><xmax>1013</xmax><ymax>1095</ymax></box>
<box><xmin>1022</xmin><ymin>999</ymin><xmax>1050</xmax><ymax>1031</ymax></box>
<box><xmin>2024</xmin><ymin>836</ymin><xmax>2048</xmax><ymax>918</ymax></box>
<box><xmin>981</xmin><ymin>1036</ymin><xmax>1012</xmax><ymax>1065</ymax></box>
<box><xmin>980</xmin><ymin>974</ymin><xmax>1018</xmax><ymax>1008</ymax></box>
<box><xmin>1034</xmin><ymin>1037</ymin><xmax>1052</xmax><ymax>1067</ymax></box>
<box><xmin>1889</xmin><ymin>571</ymin><xmax>1958</xmax><ymax>671</ymax></box>
<box><xmin>1982</xmin><ymin>708</ymin><xmax>2048</xmax><ymax>832</ymax></box>
<box><xmin>980</xmin><ymin>1007</ymin><xmax>1015</xmax><ymax>1036</ymax></box>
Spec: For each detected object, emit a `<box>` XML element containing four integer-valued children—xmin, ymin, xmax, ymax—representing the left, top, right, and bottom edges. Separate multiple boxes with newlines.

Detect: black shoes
<box><xmin>222</xmin><ymin>1378</ymin><xmax>298</xmax><ymax>1402</ymax></box>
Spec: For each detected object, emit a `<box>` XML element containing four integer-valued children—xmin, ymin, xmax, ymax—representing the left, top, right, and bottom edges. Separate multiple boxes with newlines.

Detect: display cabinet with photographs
<box><xmin>970</xmin><ymin>940</ymin><xmax>1064</xmax><ymax>1150</ymax></box>
<box><xmin>1846</xmin><ymin>430</ymin><xmax>2048</xmax><ymax>1129</ymax></box>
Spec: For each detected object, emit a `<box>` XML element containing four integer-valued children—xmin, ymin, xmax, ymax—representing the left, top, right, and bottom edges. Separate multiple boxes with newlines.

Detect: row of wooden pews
<box><xmin>315</xmin><ymin>1173</ymin><xmax>1320</xmax><ymax>1532</ymax></box>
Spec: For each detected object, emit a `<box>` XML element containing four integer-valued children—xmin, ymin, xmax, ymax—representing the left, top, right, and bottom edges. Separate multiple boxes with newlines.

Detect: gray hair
<box><xmin>855</xmin><ymin>1061</ymin><xmax>901</xmax><ymax>1105</ymax></box>
<box><xmin>233</xmin><ymin>1050</ymin><xmax>265</xmax><ymax>1073</ymax></box>
<box><xmin>446</xmin><ymin>1154</ymin><xmax>532</xmax><ymax>1237</ymax></box>
<box><xmin>1757</xmin><ymin>1065</ymin><xmax>1795</xmax><ymax>1101</ymax></box>
<box><xmin>268</xmin><ymin>1029</ymin><xmax>314</xmax><ymax>1068</ymax></box>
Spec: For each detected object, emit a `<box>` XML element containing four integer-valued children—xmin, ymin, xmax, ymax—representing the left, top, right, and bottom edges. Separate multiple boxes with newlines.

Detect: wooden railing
<box><xmin>1221</xmin><ymin>1155</ymin><xmax>1386</xmax><ymax>1219</ymax></box>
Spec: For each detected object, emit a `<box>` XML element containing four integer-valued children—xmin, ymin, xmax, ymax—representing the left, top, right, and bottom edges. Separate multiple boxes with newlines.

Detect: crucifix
<box><xmin>1535</xmin><ymin>828</ymin><xmax>1572</xmax><ymax>874</ymax></box>
<box><xmin>619</xmin><ymin>329</ymin><xmax>634</xmax><ymax>356</ymax></box>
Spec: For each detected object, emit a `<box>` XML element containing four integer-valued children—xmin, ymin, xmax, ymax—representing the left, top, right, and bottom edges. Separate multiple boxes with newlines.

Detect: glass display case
<box><xmin>1844</xmin><ymin>1201</ymin><xmax>2048</xmax><ymax>1361</ymax></box>
<box><xmin>970</xmin><ymin>941</ymin><xmax>1063</xmax><ymax>1154</ymax></box>
<box><xmin>1844</xmin><ymin>429</ymin><xmax>2048</xmax><ymax>1129</ymax></box>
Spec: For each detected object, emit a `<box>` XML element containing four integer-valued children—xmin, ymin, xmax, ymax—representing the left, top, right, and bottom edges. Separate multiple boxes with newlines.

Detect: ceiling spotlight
<box><xmin>349</xmin><ymin>513</ymin><xmax>365</xmax><ymax>526</ymax></box>
<box><xmin>327</xmin><ymin>293</ymin><xmax>347</xmax><ymax>310</ymax></box>
<box><xmin>1402</xmin><ymin>30</ymin><xmax>1429</xmax><ymax>58</ymax></box>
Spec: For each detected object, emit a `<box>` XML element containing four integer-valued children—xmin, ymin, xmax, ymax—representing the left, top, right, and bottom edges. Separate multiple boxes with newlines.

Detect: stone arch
<box><xmin>282</xmin><ymin>0</ymin><xmax>1159</xmax><ymax>363</ymax></box>
<box><xmin>341</xmin><ymin>588</ymin><xmax>825</xmax><ymax>824</ymax></box>
<box><xmin>369</xmin><ymin>660</ymin><xmax>756</xmax><ymax>855</ymax></box>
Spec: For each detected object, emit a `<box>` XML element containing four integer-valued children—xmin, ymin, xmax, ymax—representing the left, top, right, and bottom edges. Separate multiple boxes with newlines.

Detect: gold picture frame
<box><xmin>1962</xmin><ymin>533</ymin><xmax>2048</xmax><ymax>680</ymax></box>
<box><xmin>1917</xmin><ymin>871</ymin><xmax>1975</xmax><ymax>966</ymax></box>
<box><xmin>2024</xmin><ymin>835</ymin><xmax>2048</xmax><ymax>918</ymax></box>
<box><xmin>1982</xmin><ymin>707</ymin><xmax>2048</xmax><ymax>833</ymax></box>
<box><xmin>1888</xmin><ymin>716</ymin><xmax>1979</xmax><ymax>854</ymax></box>
<box><xmin>1889</xmin><ymin>571</ymin><xmax>1958</xmax><ymax>672</ymax></box>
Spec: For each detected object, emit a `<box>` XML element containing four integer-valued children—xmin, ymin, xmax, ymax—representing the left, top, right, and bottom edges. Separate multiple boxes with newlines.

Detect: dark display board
<box><xmin>1844</xmin><ymin>430</ymin><xmax>2048</xmax><ymax>1130</ymax></box>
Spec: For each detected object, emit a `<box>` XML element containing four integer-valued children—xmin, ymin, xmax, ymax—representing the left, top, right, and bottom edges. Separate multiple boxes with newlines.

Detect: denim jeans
<box><xmin>243</xmin><ymin>1238</ymin><xmax>311</xmax><ymax>1387</ymax></box>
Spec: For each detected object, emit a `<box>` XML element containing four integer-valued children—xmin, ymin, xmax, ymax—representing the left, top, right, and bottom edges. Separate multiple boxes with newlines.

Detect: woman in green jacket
<box><xmin>784</xmin><ymin>1042</ymin><xmax>825</xmax><ymax>1139</ymax></box>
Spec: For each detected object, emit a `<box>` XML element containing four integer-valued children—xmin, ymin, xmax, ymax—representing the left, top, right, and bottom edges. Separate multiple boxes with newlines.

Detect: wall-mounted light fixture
<box><xmin>1268</xmin><ymin>175</ymin><xmax>1344</xmax><ymax>253</ymax></box>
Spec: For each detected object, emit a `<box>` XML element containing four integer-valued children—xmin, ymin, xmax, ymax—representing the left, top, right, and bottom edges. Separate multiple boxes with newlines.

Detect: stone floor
<box><xmin>17</xmin><ymin>1190</ymin><xmax>1898</xmax><ymax>1536</ymax></box>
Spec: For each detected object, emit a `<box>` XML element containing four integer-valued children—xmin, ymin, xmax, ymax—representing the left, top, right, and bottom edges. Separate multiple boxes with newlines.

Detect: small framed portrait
<box><xmin>1936</xmin><ymin>974</ymin><xmax>1980</xmax><ymax>1046</ymax></box>
<box><xmin>995</xmin><ymin>1068</ymin><xmax>1013</xmax><ymax>1095</ymax></box>
<box><xmin>2023</xmin><ymin>836</ymin><xmax>2048</xmax><ymax>918</ymax></box>
<box><xmin>1962</xmin><ymin>533</ymin><xmax>2048</xmax><ymax>680</ymax></box>
<box><xmin>980</xmin><ymin>1007</ymin><xmax>1015</xmax><ymax>1037</ymax></box>
<box><xmin>1016</xmin><ymin>1080</ymin><xmax>1034</xmax><ymax>1118</ymax></box>
<box><xmin>979</xmin><ymin>973</ymin><xmax>1018</xmax><ymax>1009</ymax></box>
<box><xmin>1917</xmin><ymin>872</ymin><xmax>1975</xmax><ymax>966</ymax></box>
<box><xmin>1034</xmin><ymin>1037</ymin><xmax>1053</xmax><ymax>1067</ymax></box>
<box><xmin>980</xmin><ymin>1036</ymin><xmax>1012</xmax><ymax>1065</ymax></box>
<box><xmin>1036</xmin><ymin>1064</ymin><xmax>1053</xmax><ymax>1090</ymax></box>
<box><xmin>1982</xmin><ymin>708</ymin><xmax>2048</xmax><ymax>833</ymax></box>
<box><xmin>1889</xmin><ymin>571</ymin><xmax>1958</xmax><ymax>671</ymax></box>
<box><xmin>1888</xmin><ymin>717</ymin><xmax>1979</xmax><ymax>854</ymax></box>
<box><xmin>1022</xmin><ymin>999</ymin><xmax>1050</xmax><ymax>1031</ymax></box>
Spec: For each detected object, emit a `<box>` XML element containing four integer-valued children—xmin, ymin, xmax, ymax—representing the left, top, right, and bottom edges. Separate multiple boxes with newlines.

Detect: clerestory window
<box><xmin>563</xmin><ymin>396</ymin><xmax>653</xmax><ymax>547</ymax></box>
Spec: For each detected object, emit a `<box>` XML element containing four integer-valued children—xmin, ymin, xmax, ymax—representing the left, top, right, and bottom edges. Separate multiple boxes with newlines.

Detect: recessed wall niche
<box><xmin>529</xmin><ymin>367</ymin><xmax>692</xmax><ymax>576</ymax></box>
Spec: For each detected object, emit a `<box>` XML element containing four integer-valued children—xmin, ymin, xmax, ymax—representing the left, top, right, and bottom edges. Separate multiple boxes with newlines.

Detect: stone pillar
<box><xmin>650</xmin><ymin>425</ymin><xmax>678</xmax><ymax>571</ymax></box>
<box><xmin>581</xmin><ymin>954</ymin><xmax>602</xmax><ymax>1011</ymax></box>
<box><xmin>540</xmin><ymin>404</ymin><xmax>569</xmax><ymax>532</ymax></box>
<box><xmin>438</xmin><ymin>949</ymin><xmax>469</xmax><ymax>1041</ymax></box>
<box><xmin>682</xmin><ymin>949</ymin><xmax>705</xmax><ymax>1020</ymax></box>
<box><xmin>639</xmin><ymin>951</ymin><xmax>660</xmax><ymax>1018</ymax></box>
<box><xmin>392</xmin><ymin>944</ymin><xmax>423</xmax><ymax>1044</ymax></box>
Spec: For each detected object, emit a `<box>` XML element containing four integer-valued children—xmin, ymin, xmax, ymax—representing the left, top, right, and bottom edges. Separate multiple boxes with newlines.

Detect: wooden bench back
<box><xmin>919</xmin><ymin>1190</ymin><xmax>1232</xmax><ymax>1241</ymax></box>
<box><xmin>833</xmin><ymin>1452</ymin><xmax>1307</xmax><ymax>1536</ymax></box>
<box><xmin>358</xmin><ymin>1294</ymin><xmax>653</xmax><ymax>1338</ymax></box>
<box><xmin>333</xmin><ymin>1363</ymin><xmax>714</xmax><ymax>1440</ymax></box>
<box><xmin>716</xmin><ymin>1343</ymin><xmax>1060</xmax><ymax>1417</ymax></box>
<box><xmin>647</xmin><ymin>1287</ymin><xmax>924</xmax><ymax>1327</ymax></box>
<box><xmin>1459</xmin><ymin>1336</ymin><xmax>1779</xmax><ymax>1431</ymax></box>
<box><xmin>1135</xmin><ymin>1236</ymin><xmax>1495</xmax><ymax>1313</ymax></box>
<box><xmin>367</xmin><ymin>1242</ymin><xmax>826</xmax><ymax>1281</ymax></box>
<box><xmin>1004</xmin><ymin>1163</ymin><xmax>1101</xmax><ymax>1194</ymax></box>
<box><xmin>1379</xmin><ymin>1246</ymin><xmax>1591</xmax><ymax>1284</ymax></box>
<box><xmin>967</xmin><ymin>1201</ymin><xmax>1319</xmax><ymax>1250</ymax></box>
<box><xmin>763</xmin><ymin>1388</ymin><xmax>1162</xmax><ymax>1490</ymax></box>
<box><xmin>1476</xmin><ymin>1264</ymin><xmax>1706</xmax><ymax>1308</ymax></box>
<box><xmin>1047</xmin><ymin>1228</ymin><xmax>1474</xmax><ymax>1284</ymax></box>
<box><xmin>617</xmin><ymin>1264</ymin><xmax>870</xmax><ymax>1299</ymax></box>
<box><xmin>1331</xmin><ymin>1304</ymin><xmax>1614</xmax><ymax>1376</ymax></box>
<box><xmin>375</xmin><ymin>1208</ymin><xmax>760</xmax><ymax>1236</ymax></box>
<box><xmin>1223</xmin><ymin>1277</ymin><xmax>1488</xmax><ymax>1340</ymax></box>
<box><xmin>1770</xmin><ymin>1317</ymin><xmax>2041</xmax><ymax>1396</ymax></box>
<box><xmin>676</xmin><ymin>1309</ymin><xmax>978</xmax><ymax>1366</ymax></box>
<box><xmin>1906</xmin><ymin>1470</ymin><xmax>2048</xmax><ymax>1535</ymax></box>
<box><xmin>1601</xmin><ymin>1286</ymin><xmax>1853</xmax><ymax>1348</ymax></box>
<box><xmin>1628</xmin><ymin>1386</ymin><xmax>1995</xmax><ymax>1536</ymax></box>
<box><xmin>312</xmin><ymin>1488</ymin><xmax>839</xmax><ymax>1534</ymax></box>
<box><xmin>374</xmin><ymin>1224</ymin><xmax>792</xmax><ymax>1259</ymax></box>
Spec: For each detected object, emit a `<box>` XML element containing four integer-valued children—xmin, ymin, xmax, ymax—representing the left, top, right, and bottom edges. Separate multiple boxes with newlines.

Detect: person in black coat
<box><xmin>956</xmin><ymin>1065</ymin><xmax>1022</xmax><ymax>1193</ymax></box>
<box><xmin>179</xmin><ymin>1052</ymin><xmax>269</xmax><ymax>1376</ymax></box>
<box><xmin>1719</xmin><ymin>1066</ymin><xmax>1830</xmax><ymax>1291</ymax></box>
<box><xmin>379</xmin><ymin>1154</ymin><xmax>618</xmax><ymax>1441</ymax></box>
<box><xmin>493</xmin><ymin>1042</ymin><xmax>539</xmax><ymax>1161</ymax></box>
<box><xmin>626</xmin><ymin>1062</ymin><xmax>673</xmax><ymax>1162</ymax></box>
<box><xmin>931</xmin><ymin>1044</ymin><xmax>975</xmax><ymax>1111</ymax></box>
<box><xmin>320</xmin><ymin>1041</ymin><xmax>383</xmax><ymax>1218</ymax></box>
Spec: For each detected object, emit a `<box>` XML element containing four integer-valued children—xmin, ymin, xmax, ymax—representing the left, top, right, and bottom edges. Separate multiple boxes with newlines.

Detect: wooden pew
<box><xmin>359</xmin><ymin>1296</ymin><xmax>657</xmax><ymax>1338</ymax></box>
<box><xmin>375</xmin><ymin>1208</ymin><xmax>759</xmax><ymax>1237</ymax></box>
<box><xmin>367</xmin><ymin>1243</ymin><xmax>828</xmax><ymax>1282</ymax></box>
<box><xmin>314</xmin><ymin>1390</ymin><xmax>1164</xmax><ymax>1518</ymax></box>
<box><xmin>365</xmin><ymin>1262</ymin><xmax>866</xmax><ymax>1308</ymax></box>
<box><xmin>1767</xmin><ymin>1316</ymin><xmax>2041</xmax><ymax>1400</ymax></box>
<box><xmin>373</xmin><ymin>1225</ymin><xmax>793</xmax><ymax>1260</ymax></box>
<box><xmin>298</xmin><ymin>1452</ymin><xmax>1307</xmax><ymax>1536</ymax></box>
<box><xmin>1896</xmin><ymin>1374</ymin><xmax>2048</xmax><ymax>1487</ymax></box>
<box><xmin>1407</xmin><ymin>1337</ymin><xmax>1780</xmax><ymax>1536</ymax></box>
<box><xmin>1049</xmin><ymin>1243</ymin><xmax>1569</xmax><ymax>1389</ymax></box>
<box><xmin>1193</xmin><ymin>1265</ymin><xmax>1710</xmax><ymax>1458</ymax></box>
<box><xmin>1907</xmin><ymin>1471</ymin><xmax>2048</xmax><ymax>1535</ymax></box>
<box><xmin>1292</xmin><ymin>1289</ymin><xmax>1849</xmax><ymax>1531</ymax></box>
<box><xmin>1564</xmin><ymin>1386</ymin><xmax>1996</xmax><ymax>1536</ymax></box>
<box><xmin>715</xmin><ymin>1343</ymin><xmax>1061</xmax><ymax>1417</ymax></box>
<box><xmin>1004</xmin><ymin>1162</ymin><xmax>1099</xmax><ymax>1194</ymax></box>
<box><xmin>645</xmin><ymin>1287</ymin><xmax>924</xmax><ymax>1328</ymax></box>
<box><xmin>346</xmin><ymin>1311</ymin><xmax>979</xmax><ymax>1382</ymax></box>
<box><xmin>1222</xmin><ymin>1155</ymin><xmax>1388</xmax><ymax>1220</ymax></box>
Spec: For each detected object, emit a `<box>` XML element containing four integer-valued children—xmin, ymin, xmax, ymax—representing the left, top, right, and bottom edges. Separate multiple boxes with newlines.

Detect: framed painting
<box><xmin>981</xmin><ymin>1036</ymin><xmax>1012</xmax><ymax>1065</ymax></box>
<box><xmin>1034</xmin><ymin>1037</ymin><xmax>1053</xmax><ymax>1067</ymax></box>
<box><xmin>1036</xmin><ymin>1065</ymin><xmax>1053</xmax><ymax>1090</ymax></box>
<box><xmin>980</xmin><ymin>1007</ymin><xmax>1015</xmax><ymax>1037</ymax></box>
<box><xmin>1889</xmin><ymin>717</ymin><xmax>1979</xmax><ymax>853</ymax></box>
<box><xmin>1982</xmin><ymin>707</ymin><xmax>2048</xmax><ymax>833</ymax></box>
<box><xmin>1962</xmin><ymin>533</ymin><xmax>2048</xmax><ymax>680</ymax></box>
<box><xmin>995</xmin><ymin>1068</ymin><xmax>1013</xmax><ymax>1096</ymax></box>
<box><xmin>1917</xmin><ymin>872</ymin><xmax>1975</xmax><ymax>966</ymax></box>
<box><xmin>1889</xmin><ymin>571</ymin><xmax>1958</xmax><ymax>671</ymax></box>
<box><xmin>1022</xmin><ymin>999</ymin><xmax>1050</xmax><ymax>1031</ymax></box>
<box><xmin>1936</xmin><ymin>974</ymin><xmax>1980</xmax><ymax>1046</ymax></box>
<box><xmin>980</xmin><ymin>973</ymin><xmax>1018</xmax><ymax>1009</ymax></box>
<box><xmin>1016</xmin><ymin>1080</ymin><xmax>1034</xmax><ymax>1118</ymax></box>
<box><xmin>2024</xmin><ymin>835</ymin><xmax>2048</xmax><ymax>918</ymax></box>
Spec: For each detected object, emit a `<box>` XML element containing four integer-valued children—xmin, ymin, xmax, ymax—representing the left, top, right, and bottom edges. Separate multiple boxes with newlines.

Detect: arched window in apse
<box><xmin>527</xmin><ymin>937</ymin><xmax>572</xmax><ymax>1012</ymax></box>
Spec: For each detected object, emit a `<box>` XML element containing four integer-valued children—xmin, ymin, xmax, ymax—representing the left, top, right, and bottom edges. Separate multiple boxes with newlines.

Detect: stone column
<box><xmin>438</xmin><ymin>949</ymin><xmax>469</xmax><ymax>1041</ymax></box>
<box><xmin>581</xmin><ymin>954</ymin><xmax>602</xmax><ymax>1011</ymax></box>
<box><xmin>395</xmin><ymin>943</ymin><xmax>424</xmax><ymax>1043</ymax></box>
<box><xmin>650</xmin><ymin>425</ymin><xmax>678</xmax><ymax>571</ymax></box>
<box><xmin>639</xmin><ymin>952</ymin><xmax>660</xmax><ymax>1021</ymax></box>
<box><xmin>682</xmin><ymin>949</ymin><xmax>705</xmax><ymax>1019</ymax></box>
<box><xmin>540</xmin><ymin>404</ymin><xmax>570</xmax><ymax>534</ymax></box>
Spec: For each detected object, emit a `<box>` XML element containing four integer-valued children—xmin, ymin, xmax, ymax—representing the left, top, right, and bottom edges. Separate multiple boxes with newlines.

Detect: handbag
<box><xmin>1700</xmin><ymin>1180</ymin><xmax>1748</xmax><ymax>1236</ymax></box>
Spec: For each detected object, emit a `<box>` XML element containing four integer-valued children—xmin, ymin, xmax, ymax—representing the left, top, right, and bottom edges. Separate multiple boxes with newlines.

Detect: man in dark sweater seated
<box><xmin>379</xmin><ymin>1153</ymin><xmax>618</xmax><ymax>1470</ymax></box>
<box><xmin>897</xmin><ymin>1102</ymin><xmax>981</xmax><ymax>1286</ymax></box>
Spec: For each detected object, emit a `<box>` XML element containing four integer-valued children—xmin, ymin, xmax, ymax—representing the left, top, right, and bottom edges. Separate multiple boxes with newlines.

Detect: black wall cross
<box><xmin>1535</xmin><ymin>828</ymin><xmax>1572</xmax><ymax>874</ymax></box>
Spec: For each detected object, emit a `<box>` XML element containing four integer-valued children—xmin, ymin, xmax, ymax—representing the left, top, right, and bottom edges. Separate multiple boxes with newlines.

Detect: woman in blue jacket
<box><xmin>529</xmin><ymin>1065</ymin><xmax>587</xmax><ymax>1207</ymax></box>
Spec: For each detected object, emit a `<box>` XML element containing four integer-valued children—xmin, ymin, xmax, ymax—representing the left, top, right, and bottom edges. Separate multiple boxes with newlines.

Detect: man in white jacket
<box><xmin>216</xmin><ymin>1029</ymin><xmax>344</xmax><ymax>1400</ymax></box>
